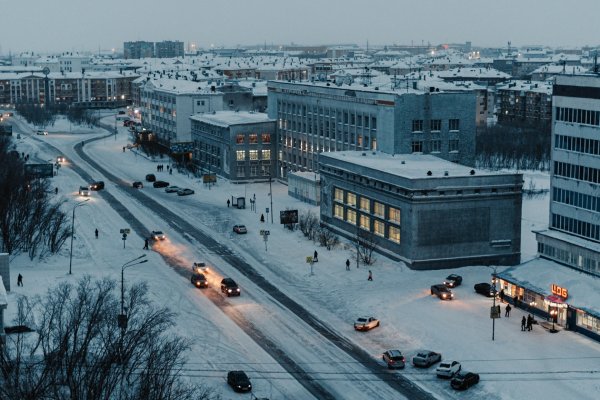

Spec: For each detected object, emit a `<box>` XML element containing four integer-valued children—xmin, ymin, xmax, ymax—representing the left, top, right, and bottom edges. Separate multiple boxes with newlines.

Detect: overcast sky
<box><xmin>2</xmin><ymin>0</ymin><xmax>598</xmax><ymax>54</ymax></box>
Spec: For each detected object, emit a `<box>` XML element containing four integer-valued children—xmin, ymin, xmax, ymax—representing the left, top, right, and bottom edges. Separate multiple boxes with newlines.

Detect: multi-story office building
<box><xmin>190</xmin><ymin>111</ymin><xmax>276</xmax><ymax>182</ymax></box>
<box><xmin>58</xmin><ymin>52</ymin><xmax>91</xmax><ymax>73</ymax></box>
<box><xmin>124</xmin><ymin>41</ymin><xmax>155</xmax><ymax>59</ymax></box>
<box><xmin>267</xmin><ymin>80</ymin><xmax>476</xmax><ymax>178</ymax></box>
<box><xmin>155</xmin><ymin>41</ymin><xmax>185</xmax><ymax>59</ymax></box>
<box><xmin>319</xmin><ymin>151</ymin><xmax>523</xmax><ymax>269</ymax></box>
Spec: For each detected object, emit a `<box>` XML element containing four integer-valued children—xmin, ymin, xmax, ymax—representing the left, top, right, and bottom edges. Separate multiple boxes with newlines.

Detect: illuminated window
<box><xmin>261</xmin><ymin>133</ymin><xmax>271</xmax><ymax>143</ymax></box>
<box><xmin>334</xmin><ymin>188</ymin><xmax>344</xmax><ymax>202</ymax></box>
<box><xmin>249</xmin><ymin>150</ymin><xmax>258</xmax><ymax>160</ymax></box>
<box><xmin>360</xmin><ymin>197</ymin><xmax>370</xmax><ymax>212</ymax></box>
<box><xmin>347</xmin><ymin>192</ymin><xmax>356</xmax><ymax>207</ymax></box>
<box><xmin>249</xmin><ymin>134</ymin><xmax>258</xmax><ymax>144</ymax></box>
<box><xmin>236</xmin><ymin>134</ymin><xmax>244</xmax><ymax>144</ymax></box>
<box><xmin>389</xmin><ymin>207</ymin><xmax>401</xmax><ymax>224</ymax></box>
<box><xmin>236</xmin><ymin>150</ymin><xmax>245</xmax><ymax>161</ymax></box>
<box><xmin>334</xmin><ymin>204</ymin><xmax>344</xmax><ymax>219</ymax></box>
<box><xmin>346</xmin><ymin>209</ymin><xmax>356</xmax><ymax>225</ymax></box>
<box><xmin>261</xmin><ymin>149</ymin><xmax>271</xmax><ymax>160</ymax></box>
<box><xmin>360</xmin><ymin>214</ymin><xmax>370</xmax><ymax>230</ymax></box>
<box><xmin>373</xmin><ymin>202</ymin><xmax>384</xmax><ymax>217</ymax></box>
<box><xmin>374</xmin><ymin>220</ymin><xmax>385</xmax><ymax>236</ymax></box>
<box><xmin>389</xmin><ymin>226</ymin><xmax>401</xmax><ymax>243</ymax></box>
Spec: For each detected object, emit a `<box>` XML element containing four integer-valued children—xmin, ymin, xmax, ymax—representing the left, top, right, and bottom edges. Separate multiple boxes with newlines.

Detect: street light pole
<box><xmin>120</xmin><ymin>255</ymin><xmax>148</xmax><ymax>316</ymax></box>
<box><xmin>269</xmin><ymin>173</ymin><xmax>273</xmax><ymax>224</ymax></box>
<box><xmin>69</xmin><ymin>199</ymin><xmax>89</xmax><ymax>275</ymax></box>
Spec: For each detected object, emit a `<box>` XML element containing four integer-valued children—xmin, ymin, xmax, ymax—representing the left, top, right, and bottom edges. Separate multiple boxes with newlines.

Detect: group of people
<box><xmin>156</xmin><ymin>164</ymin><xmax>169</xmax><ymax>172</ymax></box>
<box><xmin>521</xmin><ymin>314</ymin><xmax>535</xmax><ymax>331</ymax></box>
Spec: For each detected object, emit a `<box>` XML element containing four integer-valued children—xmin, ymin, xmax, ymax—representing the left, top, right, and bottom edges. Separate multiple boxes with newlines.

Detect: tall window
<box><xmin>347</xmin><ymin>192</ymin><xmax>356</xmax><ymax>207</ymax></box>
<box><xmin>236</xmin><ymin>166</ymin><xmax>245</xmax><ymax>177</ymax></box>
<box><xmin>412</xmin><ymin>120</ymin><xmax>423</xmax><ymax>132</ymax></box>
<box><xmin>449</xmin><ymin>119</ymin><xmax>460</xmax><ymax>131</ymax></box>
<box><xmin>334</xmin><ymin>204</ymin><xmax>344</xmax><ymax>219</ymax></box>
<box><xmin>235</xmin><ymin>134</ymin><xmax>244</xmax><ymax>144</ymax></box>
<box><xmin>250</xmin><ymin>165</ymin><xmax>257</xmax><ymax>176</ymax></box>
<box><xmin>449</xmin><ymin>139</ymin><xmax>459</xmax><ymax>152</ymax></box>
<box><xmin>249</xmin><ymin>134</ymin><xmax>258</xmax><ymax>144</ymax></box>
<box><xmin>374</xmin><ymin>220</ymin><xmax>385</xmax><ymax>237</ymax></box>
<box><xmin>249</xmin><ymin>150</ymin><xmax>258</xmax><ymax>160</ymax></box>
<box><xmin>360</xmin><ymin>197</ymin><xmax>370</xmax><ymax>212</ymax></box>
<box><xmin>373</xmin><ymin>202</ymin><xmax>385</xmax><ymax>217</ymax></box>
<box><xmin>430</xmin><ymin>119</ymin><xmax>441</xmax><ymax>131</ymax></box>
<box><xmin>360</xmin><ymin>215</ymin><xmax>370</xmax><ymax>230</ymax></box>
<box><xmin>261</xmin><ymin>149</ymin><xmax>271</xmax><ymax>160</ymax></box>
<box><xmin>236</xmin><ymin>150</ymin><xmax>245</xmax><ymax>161</ymax></box>
<box><xmin>431</xmin><ymin>139</ymin><xmax>441</xmax><ymax>152</ymax></box>
<box><xmin>389</xmin><ymin>226</ymin><xmax>401</xmax><ymax>243</ymax></box>
<box><xmin>334</xmin><ymin>188</ymin><xmax>344</xmax><ymax>202</ymax></box>
<box><xmin>347</xmin><ymin>209</ymin><xmax>357</xmax><ymax>225</ymax></box>
<box><xmin>411</xmin><ymin>140</ymin><xmax>423</xmax><ymax>153</ymax></box>
<box><xmin>261</xmin><ymin>133</ymin><xmax>271</xmax><ymax>143</ymax></box>
<box><xmin>389</xmin><ymin>207</ymin><xmax>401</xmax><ymax>224</ymax></box>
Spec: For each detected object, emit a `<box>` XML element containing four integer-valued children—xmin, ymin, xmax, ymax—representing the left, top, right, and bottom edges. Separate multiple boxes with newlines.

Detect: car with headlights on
<box><xmin>436</xmin><ymin>361</ymin><xmax>461</xmax><ymax>378</ymax></box>
<box><xmin>443</xmin><ymin>274</ymin><xmax>462</xmax><ymax>288</ymax></box>
<box><xmin>190</xmin><ymin>273</ymin><xmax>208</xmax><ymax>289</ymax></box>
<box><xmin>89</xmin><ymin>181</ymin><xmax>104</xmax><ymax>191</ymax></box>
<box><xmin>354</xmin><ymin>316</ymin><xmax>380</xmax><ymax>331</ymax></box>
<box><xmin>164</xmin><ymin>185</ymin><xmax>181</xmax><ymax>193</ymax></box>
<box><xmin>431</xmin><ymin>284</ymin><xmax>454</xmax><ymax>300</ymax></box>
<box><xmin>227</xmin><ymin>370</ymin><xmax>252</xmax><ymax>392</ymax></box>
<box><xmin>132</xmin><ymin>181</ymin><xmax>143</xmax><ymax>189</ymax></box>
<box><xmin>451</xmin><ymin>371</ymin><xmax>480</xmax><ymax>390</ymax></box>
<box><xmin>36</xmin><ymin>130</ymin><xmax>48</xmax><ymax>135</ymax></box>
<box><xmin>382</xmin><ymin>350</ymin><xmax>405</xmax><ymax>369</ymax></box>
<box><xmin>192</xmin><ymin>262</ymin><xmax>209</xmax><ymax>274</ymax></box>
<box><xmin>78</xmin><ymin>186</ymin><xmax>90</xmax><ymax>196</ymax></box>
<box><xmin>412</xmin><ymin>350</ymin><xmax>442</xmax><ymax>368</ymax></box>
<box><xmin>150</xmin><ymin>230</ymin><xmax>166</xmax><ymax>241</ymax></box>
<box><xmin>220</xmin><ymin>278</ymin><xmax>241</xmax><ymax>297</ymax></box>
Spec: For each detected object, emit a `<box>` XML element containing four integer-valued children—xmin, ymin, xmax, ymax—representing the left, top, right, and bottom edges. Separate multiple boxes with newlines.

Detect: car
<box><xmin>221</xmin><ymin>278</ymin><xmax>241</xmax><ymax>296</ymax></box>
<box><xmin>412</xmin><ymin>350</ymin><xmax>442</xmax><ymax>368</ymax></box>
<box><xmin>382</xmin><ymin>350</ymin><xmax>406</xmax><ymax>369</ymax></box>
<box><xmin>177</xmin><ymin>188</ymin><xmax>194</xmax><ymax>196</ymax></box>
<box><xmin>474</xmin><ymin>282</ymin><xmax>496</xmax><ymax>297</ymax></box>
<box><xmin>132</xmin><ymin>181</ymin><xmax>143</xmax><ymax>189</ymax></box>
<box><xmin>145</xmin><ymin>174</ymin><xmax>156</xmax><ymax>182</ymax></box>
<box><xmin>153</xmin><ymin>180</ymin><xmax>169</xmax><ymax>188</ymax></box>
<box><xmin>450</xmin><ymin>371</ymin><xmax>480</xmax><ymax>390</ymax></box>
<box><xmin>36</xmin><ymin>130</ymin><xmax>48</xmax><ymax>135</ymax></box>
<box><xmin>436</xmin><ymin>361</ymin><xmax>461</xmax><ymax>378</ymax></box>
<box><xmin>227</xmin><ymin>370</ymin><xmax>252</xmax><ymax>392</ymax></box>
<box><xmin>89</xmin><ymin>181</ymin><xmax>104</xmax><ymax>191</ymax></box>
<box><xmin>57</xmin><ymin>156</ymin><xmax>65</xmax><ymax>163</ymax></box>
<box><xmin>354</xmin><ymin>316</ymin><xmax>380</xmax><ymax>331</ymax></box>
<box><xmin>151</xmin><ymin>230</ymin><xmax>166</xmax><ymax>241</ymax></box>
<box><xmin>443</xmin><ymin>274</ymin><xmax>462</xmax><ymax>288</ymax></box>
<box><xmin>192</xmin><ymin>262</ymin><xmax>209</xmax><ymax>274</ymax></box>
<box><xmin>78</xmin><ymin>186</ymin><xmax>90</xmax><ymax>196</ymax></box>
<box><xmin>190</xmin><ymin>273</ymin><xmax>208</xmax><ymax>288</ymax></box>
<box><xmin>431</xmin><ymin>284</ymin><xmax>454</xmax><ymax>300</ymax></box>
<box><xmin>164</xmin><ymin>185</ymin><xmax>181</xmax><ymax>193</ymax></box>
<box><xmin>233</xmin><ymin>225</ymin><xmax>247</xmax><ymax>234</ymax></box>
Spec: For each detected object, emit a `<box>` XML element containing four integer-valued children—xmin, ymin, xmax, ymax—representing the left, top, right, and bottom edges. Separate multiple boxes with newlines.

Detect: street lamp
<box><xmin>120</xmin><ymin>255</ymin><xmax>148</xmax><ymax>319</ymax></box>
<box><xmin>268</xmin><ymin>172</ymin><xmax>273</xmax><ymax>224</ymax></box>
<box><xmin>68</xmin><ymin>199</ymin><xmax>89</xmax><ymax>275</ymax></box>
<box><xmin>549</xmin><ymin>308</ymin><xmax>558</xmax><ymax>333</ymax></box>
<box><xmin>486</xmin><ymin>265</ymin><xmax>499</xmax><ymax>341</ymax></box>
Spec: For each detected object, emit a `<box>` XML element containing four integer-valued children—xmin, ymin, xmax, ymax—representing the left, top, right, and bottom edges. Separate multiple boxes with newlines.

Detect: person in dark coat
<box><xmin>521</xmin><ymin>316</ymin><xmax>526</xmax><ymax>331</ymax></box>
<box><xmin>499</xmin><ymin>289</ymin><xmax>505</xmax><ymax>303</ymax></box>
<box><xmin>95</xmin><ymin>228</ymin><xmax>99</xmax><ymax>239</ymax></box>
<box><xmin>368</xmin><ymin>270</ymin><xmax>373</xmax><ymax>281</ymax></box>
<box><xmin>313</xmin><ymin>250</ymin><xmax>318</xmax><ymax>262</ymax></box>
<box><xmin>17</xmin><ymin>273</ymin><xmax>23</xmax><ymax>287</ymax></box>
<box><xmin>143</xmin><ymin>239</ymin><xmax>149</xmax><ymax>250</ymax></box>
<box><xmin>527</xmin><ymin>314</ymin><xmax>533</xmax><ymax>331</ymax></box>
<box><xmin>346</xmin><ymin>259</ymin><xmax>350</xmax><ymax>271</ymax></box>
<box><xmin>260</xmin><ymin>213</ymin><xmax>265</xmax><ymax>223</ymax></box>
<box><xmin>55</xmin><ymin>187</ymin><xmax>58</xmax><ymax>195</ymax></box>
<box><xmin>505</xmin><ymin>304</ymin><xmax>511</xmax><ymax>317</ymax></box>
<box><xmin>227</xmin><ymin>199</ymin><xmax>230</xmax><ymax>207</ymax></box>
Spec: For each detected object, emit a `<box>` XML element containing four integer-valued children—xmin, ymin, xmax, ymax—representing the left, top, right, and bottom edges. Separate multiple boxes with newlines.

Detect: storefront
<box><xmin>496</xmin><ymin>258</ymin><xmax>600</xmax><ymax>342</ymax></box>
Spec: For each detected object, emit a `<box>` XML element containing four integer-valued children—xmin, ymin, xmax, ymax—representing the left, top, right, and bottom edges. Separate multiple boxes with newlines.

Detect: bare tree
<box><xmin>298</xmin><ymin>210</ymin><xmax>319</xmax><ymax>241</ymax></box>
<box><xmin>356</xmin><ymin>229</ymin><xmax>378</xmax><ymax>265</ymax></box>
<box><xmin>316</xmin><ymin>226</ymin><xmax>339</xmax><ymax>250</ymax></box>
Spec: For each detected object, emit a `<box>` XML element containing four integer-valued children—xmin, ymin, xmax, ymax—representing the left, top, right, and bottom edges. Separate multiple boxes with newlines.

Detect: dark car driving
<box><xmin>451</xmin><ymin>371</ymin><xmax>480</xmax><ymax>390</ymax></box>
<box><xmin>153</xmin><ymin>180</ymin><xmax>169</xmax><ymax>188</ymax></box>
<box><xmin>89</xmin><ymin>181</ymin><xmax>104</xmax><ymax>191</ymax></box>
<box><xmin>227</xmin><ymin>370</ymin><xmax>252</xmax><ymax>392</ymax></box>
<box><xmin>431</xmin><ymin>284</ymin><xmax>454</xmax><ymax>300</ymax></box>
<box><xmin>145</xmin><ymin>174</ymin><xmax>156</xmax><ymax>182</ymax></box>
<box><xmin>220</xmin><ymin>278</ymin><xmax>241</xmax><ymax>297</ymax></box>
<box><xmin>474</xmin><ymin>283</ymin><xmax>496</xmax><ymax>297</ymax></box>
<box><xmin>191</xmin><ymin>273</ymin><xmax>208</xmax><ymax>288</ymax></box>
<box><xmin>444</xmin><ymin>274</ymin><xmax>462</xmax><ymax>288</ymax></box>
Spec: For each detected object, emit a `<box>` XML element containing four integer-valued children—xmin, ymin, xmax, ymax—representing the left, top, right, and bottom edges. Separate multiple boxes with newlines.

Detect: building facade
<box><xmin>124</xmin><ymin>41</ymin><xmax>155</xmax><ymax>59</ymax></box>
<box><xmin>190</xmin><ymin>111</ymin><xmax>276</xmax><ymax>182</ymax></box>
<box><xmin>496</xmin><ymin>80</ymin><xmax>553</xmax><ymax>127</ymax></box>
<box><xmin>267</xmin><ymin>81</ymin><xmax>476</xmax><ymax>179</ymax></box>
<box><xmin>319</xmin><ymin>151</ymin><xmax>523</xmax><ymax>269</ymax></box>
<box><xmin>155</xmin><ymin>41</ymin><xmax>185</xmax><ymax>59</ymax></box>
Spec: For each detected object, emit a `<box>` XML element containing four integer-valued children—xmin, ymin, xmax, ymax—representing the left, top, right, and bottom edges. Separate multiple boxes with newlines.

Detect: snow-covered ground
<box><xmin>4</xmin><ymin>113</ymin><xmax>600</xmax><ymax>400</ymax></box>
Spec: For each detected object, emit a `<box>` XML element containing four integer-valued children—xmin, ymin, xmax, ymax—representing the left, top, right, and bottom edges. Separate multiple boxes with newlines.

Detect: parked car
<box><xmin>132</xmin><ymin>181</ymin><xmax>143</xmax><ymax>189</ymax></box>
<box><xmin>382</xmin><ymin>350</ymin><xmax>406</xmax><ymax>369</ymax></box>
<box><xmin>153</xmin><ymin>180</ymin><xmax>169</xmax><ymax>188</ymax></box>
<box><xmin>436</xmin><ymin>361</ymin><xmax>461</xmax><ymax>378</ymax></box>
<box><xmin>221</xmin><ymin>278</ymin><xmax>241</xmax><ymax>296</ymax></box>
<box><xmin>451</xmin><ymin>371</ymin><xmax>480</xmax><ymax>390</ymax></box>
<box><xmin>78</xmin><ymin>186</ymin><xmax>90</xmax><ymax>196</ymax></box>
<box><xmin>177</xmin><ymin>188</ymin><xmax>194</xmax><ymax>196</ymax></box>
<box><xmin>474</xmin><ymin>283</ymin><xmax>496</xmax><ymax>297</ymax></box>
<box><xmin>192</xmin><ymin>262</ymin><xmax>209</xmax><ymax>274</ymax></box>
<box><xmin>412</xmin><ymin>351</ymin><xmax>442</xmax><ymax>368</ymax></box>
<box><xmin>151</xmin><ymin>230</ymin><xmax>166</xmax><ymax>241</ymax></box>
<box><xmin>354</xmin><ymin>316</ymin><xmax>380</xmax><ymax>331</ymax></box>
<box><xmin>89</xmin><ymin>181</ymin><xmax>104</xmax><ymax>191</ymax></box>
<box><xmin>36</xmin><ymin>130</ymin><xmax>48</xmax><ymax>135</ymax></box>
<box><xmin>443</xmin><ymin>274</ymin><xmax>462</xmax><ymax>288</ymax></box>
<box><xmin>233</xmin><ymin>225</ymin><xmax>247</xmax><ymax>234</ymax></box>
<box><xmin>227</xmin><ymin>370</ymin><xmax>252</xmax><ymax>392</ymax></box>
<box><xmin>145</xmin><ymin>174</ymin><xmax>156</xmax><ymax>182</ymax></box>
<box><xmin>164</xmin><ymin>185</ymin><xmax>181</xmax><ymax>193</ymax></box>
<box><xmin>190</xmin><ymin>273</ymin><xmax>208</xmax><ymax>288</ymax></box>
<box><xmin>431</xmin><ymin>284</ymin><xmax>454</xmax><ymax>300</ymax></box>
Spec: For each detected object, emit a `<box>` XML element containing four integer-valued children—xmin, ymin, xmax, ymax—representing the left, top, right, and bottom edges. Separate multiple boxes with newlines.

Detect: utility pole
<box><xmin>69</xmin><ymin>199</ymin><xmax>89</xmax><ymax>274</ymax></box>
<box><xmin>269</xmin><ymin>173</ymin><xmax>273</xmax><ymax>223</ymax></box>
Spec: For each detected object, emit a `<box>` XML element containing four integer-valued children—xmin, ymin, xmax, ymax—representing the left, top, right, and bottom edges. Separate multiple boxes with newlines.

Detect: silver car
<box><xmin>412</xmin><ymin>350</ymin><xmax>442</xmax><ymax>368</ymax></box>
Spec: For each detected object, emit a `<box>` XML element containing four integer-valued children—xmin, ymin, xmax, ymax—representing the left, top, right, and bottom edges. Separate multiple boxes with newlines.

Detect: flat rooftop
<box><xmin>190</xmin><ymin>111</ymin><xmax>274</xmax><ymax>127</ymax></box>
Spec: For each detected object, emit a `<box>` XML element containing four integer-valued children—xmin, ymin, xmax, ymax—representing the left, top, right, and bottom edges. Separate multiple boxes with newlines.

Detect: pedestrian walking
<box><xmin>260</xmin><ymin>213</ymin><xmax>265</xmax><ymax>223</ymax></box>
<box><xmin>227</xmin><ymin>199</ymin><xmax>230</xmax><ymax>207</ymax></box>
<box><xmin>169</xmin><ymin>168</ymin><xmax>172</xmax><ymax>175</ymax></box>
<box><xmin>368</xmin><ymin>270</ymin><xmax>373</xmax><ymax>281</ymax></box>
<box><xmin>55</xmin><ymin>187</ymin><xmax>58</xmax><ymax>195</ymax></box>
<box><xmin>521</xmin><ymin>316</ymin><xmax>526</xmax><ymax>331</ymax></box>
<box><xmin>313</xmin><ymin>250</ymin><xmax>318</xmax><ymax>262</ymax></box>
<box><xmin>499</xmin><ymin>289</ymin><xmax>505</xmax><ymax>303</ymax></box>
<box><xmin>17</xmin><ymin>273</ymin><xmax>23</xmax><ymax>287</ymax></box>
<box><xmin>143</xmin><ymin>239</ymin><xmax>149</xmax><ymax>250</ymax></box>
<box><xmin>95</xmin><ymin>228</ymin><xmax>98</xmax><ymax>239</ymax></box>
<box><xmin>526</xmin><ymin>314</ymin><xmax>533</xmax><ymax>331</ymax></box>
<box><xmin>505</xmin><ymin>304</ymin><xmax>512</xmax><ymax>317</ymax></box>
<box><xmin>346</xmin><ymin>259</ymin><xmax>350</xmax><ymax>271</ymax></box>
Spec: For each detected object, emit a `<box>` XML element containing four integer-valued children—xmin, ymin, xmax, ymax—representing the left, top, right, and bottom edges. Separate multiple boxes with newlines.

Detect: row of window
<box><xmin>236</xmin><ymin>165</ymin><xmax>271</xmax><ymax>178</ymax></box>
<box><xmin>333</xmin><ymin>204</ymin><xmax>401</xmax><ymax>243</ymax></box>
<box><xmin>412</xmin><ymin>119</ymin><xmax>460</xmax><ymax>132</ymax></box>
<box><xmin>555</xmin><ymin>106</ymin><xmax>600</xmax><ymax>126</ymax></box>
<box><xmin>554</xmin><ymin>161</ymin><xmax>600</xmax><ymax>184</ymax></box>
<box><xmin>334</xmin><ymin>188</ymin><xmax>401</xmax><ymax>223</ymax></box>
<box><xmin>577</xmin><ymin>311</ymin><xmax>600</xmax><ymax>334</ymax></box>
<box><xmin>236</xmin><ymin>149</ymin><xmax>271</xmax><ymax>161</ymax></box>
<box><xmin>236</xmin><ymin>133</ymin><xmax>271</xmax><ymax>144</ymax></box>
<box><xmin>552</xmin><ymin>187</ymin><xmax>600</xmax><ymax>212</ymax></box>
<box><xmin>551</xmin><ymin>213</ymin><xmax>600</xmax><ymax>241</ymax></box>
<box><xmin>555</xmin><ymin>134</ymin><xmax>600</xmax><ymax>156</ymax></box>
<box><xmin>278</xmin><ymin>101</ymin><xmax>378</xmax><ymax>129</ymax></box>
<box><xmin>538</xmin><ymin>242</ymin><xmax>598</xmax><ymax>277</ymax></box>
<box><xmin>411</xmin><ymin>139</ymin><xmax>459</xmax><ymax>153</ymax></box>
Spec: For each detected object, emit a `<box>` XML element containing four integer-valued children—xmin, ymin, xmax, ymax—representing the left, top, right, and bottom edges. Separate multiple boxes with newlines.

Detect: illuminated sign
<box><xmin>551</xmin><ymin>284</ymin><xmax>568</xmax><ymax>299</ymax></box>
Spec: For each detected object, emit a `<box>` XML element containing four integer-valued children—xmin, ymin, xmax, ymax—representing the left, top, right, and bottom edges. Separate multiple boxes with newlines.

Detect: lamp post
<box><xmin>268</xmin><ymin>172</ymin><xmax>273</xmax><ymax>224</ymax></box>
<box><xmin>120</xmin><ymin>255</ymin><xmax>148</xmax><ymax>318</ymax></box>
<box><xmin>487</xmin><ymin>265</ymin><xmax>499</xmax><ymax>341</ymax></box>
<box><xmin>68</xmin><ymin>199</ymin><xmax>89</xmax><ymax>275</ymax></box>
<box><xmin>549</xmin><ymin>308</ymin><xmax>558</xmax><ymax>333</ymax></box>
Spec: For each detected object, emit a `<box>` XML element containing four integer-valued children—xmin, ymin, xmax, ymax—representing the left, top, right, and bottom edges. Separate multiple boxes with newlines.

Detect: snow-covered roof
<box><xmin>497</xmin><ymin>257</ymin><xmax>600</xmax><ymax>318</ymax></box>
<box><xmin>436</xmin><ymin>67</ymin><xmax>511</xmax><ymax>80</ymax></box>
<box><xmin>531</xmin><ymin>64</ymin><xmax>588</xmax><ymax>75</ymax></box>
<box><xmin>497</xmin><ymin>80</ymin><xmax>553</xmax><ymax>95</ymax></box>
<box><xmin>289</xmin><ymin>171</ymin><xmax>320</xmax><ymax>181</ymax></box>
<box><xmin>143</xmin><ymin>77</ymin><xmax>215</xmax><ymax>94</ymax></box>
<box><xmin>190</xmin><ymin>111</ymin><xmax>274</xmax><ymax>127</ymax></box>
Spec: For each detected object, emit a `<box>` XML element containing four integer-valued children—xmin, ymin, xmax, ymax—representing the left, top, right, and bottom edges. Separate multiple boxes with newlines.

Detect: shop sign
<box><xmin>551</xmin><ymin>284</ymin><xmax>568</xmax><ymax>299</ymax></box>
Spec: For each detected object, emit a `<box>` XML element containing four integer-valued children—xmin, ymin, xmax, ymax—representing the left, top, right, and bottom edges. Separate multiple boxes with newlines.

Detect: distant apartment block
<box><xmin>496</xmin><ymin>80</ymin><xmax>553</xmax><ymax>127</ymax></box>
<box><xmin>124</xmin><ymin>41</ymin><xmax>155</xmax><ymax>59</ymax></box>
<box><xmin>155</xmin><ymin>41</ymin><xmax>185</xmax><ymax>59</ymax></box>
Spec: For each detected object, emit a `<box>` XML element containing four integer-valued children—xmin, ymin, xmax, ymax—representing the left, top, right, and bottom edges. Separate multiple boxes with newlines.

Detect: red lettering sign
<box><xmin>551</xmin><ymin>284</ymin><xmax>568</xmax><ymax>299</ymax></box>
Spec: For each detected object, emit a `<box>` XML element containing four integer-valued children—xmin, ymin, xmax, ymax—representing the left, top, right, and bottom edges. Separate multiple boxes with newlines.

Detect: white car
<box><xmin>151</xmin><ymin>230</ymin><xmax>166</xmax><ymax>240</ymax></box>
<box><xmin>164</xmin><ymin>186</ymin><xmax>181</xmax><ymax>193</ymax></box>
<box><xmin>36</xmin><ymin>130</ymin><xmax>48</xmax><ymax>135</ymax></box>
<box><xmin>353</xmin><ymin>316</ymin><xmax>380</xmax><ymax>331</ymax></box>
<box><xmin>192</xmin><ymin>262</ymin><xmax>209</xmax><ymax>274</ymax></box>
<box><xmin>78</xmin><ymin>186</ymin><xmax>90</xmax><ymax>196</ymax></box>
<box><xmin>436</xmin><ymin>360</ymin><xmax>461</xmax><ymax>378</ymax></box>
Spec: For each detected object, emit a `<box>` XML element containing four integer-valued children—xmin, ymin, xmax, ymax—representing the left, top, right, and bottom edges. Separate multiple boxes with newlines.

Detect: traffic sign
<box><xmin>120</xmin><ymin>228</ymin><xmax>131</xmax><ymax>234</ymax></box>
<box><xmin>260</xmin><ymin>230</ymin><xmax>270</xmax><ymax>236</ymax></box>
